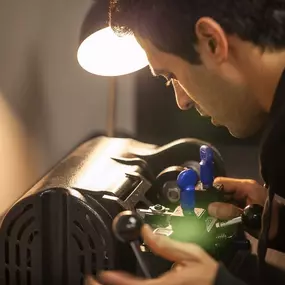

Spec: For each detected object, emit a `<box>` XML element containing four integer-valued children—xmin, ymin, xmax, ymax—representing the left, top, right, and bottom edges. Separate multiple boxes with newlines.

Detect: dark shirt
<box><xmin>261</xmin><ymin>69</ymin><xmax>285</xmax><ymax>253</ymax></box>
<box><xmin>215</xmin><ymin>70</ymin><xmax>285</xmax><ymax>285</ymax></box>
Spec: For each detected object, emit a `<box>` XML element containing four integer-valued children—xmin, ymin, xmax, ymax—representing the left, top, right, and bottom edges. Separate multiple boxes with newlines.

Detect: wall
<box><xmin>0</xmin><ymin>0</ymin><xmax>137</xmax><ymax>215</ymax></box>
<box><xmin>39</xmin><ymin>0</ymin><xmax>137</xmax><ymax>167</ymax></box>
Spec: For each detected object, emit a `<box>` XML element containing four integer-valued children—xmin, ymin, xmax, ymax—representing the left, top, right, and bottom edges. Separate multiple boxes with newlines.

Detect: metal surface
<box><xmin>21</xmin><ymin>136</ymin><xmax>157</xmax><ymax>201</ymax></box>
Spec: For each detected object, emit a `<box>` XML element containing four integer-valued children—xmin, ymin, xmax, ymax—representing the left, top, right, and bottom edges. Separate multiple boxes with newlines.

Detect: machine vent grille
<box><xmin>68</xmin><ymin>200</ymin><xmax>114</xmax><ymax>285</ymax></box>
<box><xmin>1</xmin><ymin>202</ymin><xmax>41</xmax><ymax>285</ymax></box>
<box><xmin>0</xmin><ymin>191</ymin><xmax>119</xmax><ymax>285</ymax></box>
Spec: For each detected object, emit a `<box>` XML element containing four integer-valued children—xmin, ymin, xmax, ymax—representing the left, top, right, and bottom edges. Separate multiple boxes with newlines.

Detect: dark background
<box><xmin>135</xmin><ymin>67</ymin><xmax>263</xmax><ymax>182</ymax></box>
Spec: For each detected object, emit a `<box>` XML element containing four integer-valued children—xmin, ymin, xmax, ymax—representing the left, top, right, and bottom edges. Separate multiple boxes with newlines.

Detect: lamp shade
<box><xmin>77</xmin><ymin>0</ymin><xmax>148</xmax><ymax>77</ymax></box>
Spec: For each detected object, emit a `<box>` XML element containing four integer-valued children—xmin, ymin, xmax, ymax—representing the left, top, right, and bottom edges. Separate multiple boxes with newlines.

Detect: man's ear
<box><xmin>195</xmin><ymin>17</ymin><xmax>228</xmax><ymax>64</ymax></box>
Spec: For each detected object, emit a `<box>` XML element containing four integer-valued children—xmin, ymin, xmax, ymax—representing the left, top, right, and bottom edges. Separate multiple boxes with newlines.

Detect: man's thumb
<box><xmin>208</xmin><ymin>202</ymin><xmax>242</xmax><ymax>220</ymax></box>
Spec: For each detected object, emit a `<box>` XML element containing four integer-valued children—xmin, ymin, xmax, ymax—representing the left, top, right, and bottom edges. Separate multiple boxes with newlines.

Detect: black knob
<box><xmin>112</xmin><ymin>211</ymin><xmax>143</xmax><ymax>243</ymax></box>
<box><xmin>112</xmin><ymin>211</ymin><xmax>151</xmax><ymax>278</ymax></box>
<box><xmin>241</xmin><ymin>204</ymin><xmax>263</xmax><ymax>230</ymax></box>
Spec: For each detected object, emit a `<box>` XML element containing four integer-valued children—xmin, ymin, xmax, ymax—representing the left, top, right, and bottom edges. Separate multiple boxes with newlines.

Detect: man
<box><xmin>88</xmin><ymin>1</ymin><xmax>285</xmax><ymax>284</ymax></box>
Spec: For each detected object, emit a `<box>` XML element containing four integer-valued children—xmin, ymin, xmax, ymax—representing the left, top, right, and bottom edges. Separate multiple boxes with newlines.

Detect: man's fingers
<box><xmin>141</xmin><ymin>225</ymin><xmax>207</xmax><ymax>262</ymax></box>
<box><xmin>99</xmin><ymin>266</ymin><xmax>188</xmax><ymax>285</ymax></box>
<box><xmin>208</xmin><ymin>202</ymin><xmax>242</xmax><ymax>220</ymax></box>
<box><xmin>214</xmin><ymin>177</ymin><xmax>258</xmax><ymax>200</ymax></box>
<box><xmin>99</xmin><ymin>271</ymin><xmax>158</xmax><ymax>285</ymax></box>
<box><xmin>171</xmin><ymin>262</ymin><xmax>184</xmax><ymax>272</ymax></box>
<box><xmin>85</xmin><ymin>276</ymin><xmax>101</xmax><ymax>285</ymax></box>
<box><xmin>99</xmin><ymin>271</ymin><xmax>139</xmax><ymax>285</ymax></box>
<box><xmin>85</xmin><ymin>272</ymin><xmax>143</xmax><ymax>285</ymax></box>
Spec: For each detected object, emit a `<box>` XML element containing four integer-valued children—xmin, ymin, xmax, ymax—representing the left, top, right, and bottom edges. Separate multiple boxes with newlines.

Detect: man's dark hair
<box><xmin>109</xmin><ymin>0</ymin><xmax>285</xmax><ymax>64</ymax></box>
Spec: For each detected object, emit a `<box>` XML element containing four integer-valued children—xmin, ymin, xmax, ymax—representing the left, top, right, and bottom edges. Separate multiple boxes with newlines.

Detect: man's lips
<box><xmin>211</xmin><ymin>118</ymin><xmax>221</xmax><ymax>126</ymax></box>
<box><xmin>195</xmin><ymin>105</ymin><xmax>209</xmax><ymax>117</ymax></box>
<box><xmin>195</xmin><ymin>105</ymin><xmax>221</xmax><ymax>126</ymax></box>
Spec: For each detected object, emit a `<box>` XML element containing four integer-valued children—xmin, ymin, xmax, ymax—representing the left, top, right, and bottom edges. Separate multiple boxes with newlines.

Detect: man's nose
<box><xmin>172</xmin><ymin>81</ymin><xmax>193</xmax><ymax>110</ymax></box>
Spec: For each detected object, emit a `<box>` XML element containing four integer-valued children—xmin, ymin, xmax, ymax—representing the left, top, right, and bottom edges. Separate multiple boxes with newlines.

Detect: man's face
<box><xmin>137</xmin><ymin>35</ymin><xmax>267</xmax><ymax>138</ymax></box>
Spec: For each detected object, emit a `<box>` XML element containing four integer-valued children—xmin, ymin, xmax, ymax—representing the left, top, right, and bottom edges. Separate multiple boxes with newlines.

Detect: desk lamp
<box><xmin>77</xmin><ymin>0</ymin><xmax>148</xmax><ymax>136</ymax></box>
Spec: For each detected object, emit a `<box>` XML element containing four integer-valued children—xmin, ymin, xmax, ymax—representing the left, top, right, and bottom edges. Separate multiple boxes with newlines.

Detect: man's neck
<box><xmin>256</xmin><ymin>50</ymin><xmax>285</xmax><ymax>112</ymax></box>
<box><xmin>240</xmin><ymin>46</ymin><xmax>285</xmax><ymax>113</ymax></box>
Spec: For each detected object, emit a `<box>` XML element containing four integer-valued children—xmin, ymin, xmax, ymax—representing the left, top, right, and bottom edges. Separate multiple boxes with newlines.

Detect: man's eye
<box><xmin>165</xmin><ymin>78</ymin><xmax>173</xmax><ymax>87</ymax></box>
<box><xmin>165</xmin><ymin>74</ymin><xmax>176</xmax><ymax>87</ymax></box>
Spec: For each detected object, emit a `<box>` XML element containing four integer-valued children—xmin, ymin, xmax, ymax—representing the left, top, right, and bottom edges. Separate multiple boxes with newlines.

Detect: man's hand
<box><xmin>208</xmin><ymin>177</ymin><xmax>279</xmax><ymax>239</ymax></box>
<box><xmin>86</xmin><ymin>225</ymin><xmax>219</xmax><ymax>285</ymax></box>
<box><xmin>208</xmin><ymin>177</ymin><xmax>268</xmax><ymax>220</ymax></box>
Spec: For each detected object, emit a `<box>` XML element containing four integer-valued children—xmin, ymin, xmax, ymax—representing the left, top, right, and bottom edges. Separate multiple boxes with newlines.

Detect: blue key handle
<box><xmin>200</xmin><ymin>145</ymin><xmax>214</xmax><ymax>188</ymax></box>
<box><xmin>177</xmin><ymin>169</ymin><xmax>198</xmax><ymax>211</ymax></box>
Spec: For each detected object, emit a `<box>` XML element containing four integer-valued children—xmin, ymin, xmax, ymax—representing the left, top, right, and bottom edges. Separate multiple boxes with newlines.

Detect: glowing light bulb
<box><xmin>77</xmin><ymin>27</ymin><xmax>149</xmax><ymax>76</ymax></box>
